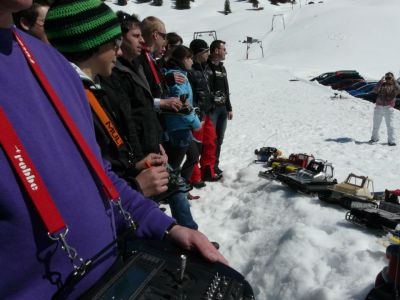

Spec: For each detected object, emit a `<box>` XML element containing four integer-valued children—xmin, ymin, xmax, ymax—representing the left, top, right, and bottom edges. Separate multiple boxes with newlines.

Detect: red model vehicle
<box><xmin>259</xmin><ymin>153</ymin><xmax>315</xmax><ymax>180</ymax></box>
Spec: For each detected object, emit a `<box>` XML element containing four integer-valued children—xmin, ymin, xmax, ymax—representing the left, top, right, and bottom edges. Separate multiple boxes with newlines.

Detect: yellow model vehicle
<box><xmin>318</xmin><ymin>173</ymin><xmax>377</xmax><ymax>209</ymax></box>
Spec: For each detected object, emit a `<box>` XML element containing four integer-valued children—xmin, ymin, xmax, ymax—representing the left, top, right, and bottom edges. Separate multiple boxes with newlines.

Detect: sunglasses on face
<box><xmin>385</xmin><ymin>76</ymin><xmax>393</xmax><ymax>80</ymax></box>
<box><xmin>156</xmin><ymin>31</ymin><xmax>167</xmax><ymax>40</ymax></box>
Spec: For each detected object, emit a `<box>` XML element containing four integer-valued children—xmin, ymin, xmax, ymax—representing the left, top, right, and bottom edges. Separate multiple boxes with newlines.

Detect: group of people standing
<box><xmin>1</xmin><ymin>0</ymin><xmax>230</xmax><ymax>298</ymax></box>
<box><xmin>13</xmin><ymin>1</ymin><xmax>234</xmax><ymax>229</ymax></box>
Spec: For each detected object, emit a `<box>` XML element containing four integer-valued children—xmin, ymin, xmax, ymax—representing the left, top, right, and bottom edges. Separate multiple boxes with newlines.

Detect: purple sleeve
<box><xmin>102</xmin><ymin>159</ymin><xmax>175</xmax><ymax>240</ymax></box>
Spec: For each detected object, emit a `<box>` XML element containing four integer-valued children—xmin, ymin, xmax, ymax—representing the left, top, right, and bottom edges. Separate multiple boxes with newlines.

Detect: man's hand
<box><xmin>228</xmin><ymin>111</ymin><xmax>233</xmax><ymax>120</ymax></box>
<box><xmin>167</xmin><ymin>225</ymin><xmax>229</xmax><ymax>265</ymax></box>
<box><xmin>160</xmin><ymin>97</ymin><xmax>182</xmax><ymax>112</ymax></box>
<box><xmin>159</xmin><ymin>144</ymin><xmax>168</xmax><ymax>165</ymax></box>
<box><xmin>135</xmin><ymin>153</ymin><xmax>164</xmax><ymax>170</ymax></box>
<box><xmin>134</xmin><ymin>166</ymin><xmax>169</xmax><ymax>197</ymax></box>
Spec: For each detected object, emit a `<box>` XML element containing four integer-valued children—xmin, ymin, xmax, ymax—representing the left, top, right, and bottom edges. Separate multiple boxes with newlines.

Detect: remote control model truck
<box><xmin>345</xmin><ymin>189</ymin><xmax>400</xmax><ymax>230</ymax></box>
<box><xmin>259</xmin><ymin>153</ymin><xmax>314</xmax><ymax>180</ymax></box>
<box><xmin>277</xmin><ymin>159</ymin><xmax>337</xmax><ymax>194</ymax></box>
<box><xmin>254</xmin><ymin>147</ymin><xmax>281</xmax><ymax>163</ymax></box>
<box><xmin>318</xmin><ymin>173</ymin><xmax>378</xmax><ymax>209</ymax></box>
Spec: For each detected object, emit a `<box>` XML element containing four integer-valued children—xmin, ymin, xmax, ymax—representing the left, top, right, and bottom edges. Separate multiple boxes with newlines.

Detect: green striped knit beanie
<box><xmin>45</xmin><ymin>0</ymin><xmax>121</xmax><ymax>55</ymax></box>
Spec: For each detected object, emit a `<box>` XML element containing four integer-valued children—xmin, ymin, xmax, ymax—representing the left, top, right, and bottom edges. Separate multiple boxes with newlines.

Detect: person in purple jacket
<box><xmin>0</xmin><ymin>0</ymin><xmax>227</xmax><ymax>299</ymax></box>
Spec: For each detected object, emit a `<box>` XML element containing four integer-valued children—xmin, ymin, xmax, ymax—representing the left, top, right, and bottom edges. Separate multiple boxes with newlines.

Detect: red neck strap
<box><xmin>0</xmin><ymin>30</ymin><xmax>136</xmax><ymax>271</ymax></box>
<box><xmin>0</xmin><ymin>107</ymin><xmax>66</xmax><ymax>233</ymax></box>
<box><xmin>143</xmin><ymin>45</ymin><xmax>161</xmax><ymax>85</ymax></box>
<box><xmin>13</xmin><ymin>30</ymin><xmax>120</xmax><ymax>201</ymax></box>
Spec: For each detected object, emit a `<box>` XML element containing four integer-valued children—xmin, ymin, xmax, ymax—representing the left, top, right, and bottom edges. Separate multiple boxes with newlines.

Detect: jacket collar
<box><xmin>70</xmin><ymin>62</ymin><xmax>101</xmax><ymax>90</ymax></box>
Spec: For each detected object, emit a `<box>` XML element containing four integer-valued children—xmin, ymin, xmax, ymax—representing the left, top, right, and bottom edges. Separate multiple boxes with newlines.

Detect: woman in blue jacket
<box><xmin>163</xmin><ymin>46</ymin><xmax>202</xmax><ymax>180</ymax></box>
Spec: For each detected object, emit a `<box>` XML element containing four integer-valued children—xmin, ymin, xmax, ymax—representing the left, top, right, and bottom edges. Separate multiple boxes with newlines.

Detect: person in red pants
<box><xmin>189</xmin><ymin>39</ymin><xmax>222</xmax><ymax>186</ymax></box>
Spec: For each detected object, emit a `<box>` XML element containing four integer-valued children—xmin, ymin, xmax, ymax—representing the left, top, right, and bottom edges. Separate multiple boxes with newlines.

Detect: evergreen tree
<box><xmin>176</xmin><ymin>0</ymin><xmax>190</xmax><ymax>9</ymax></box>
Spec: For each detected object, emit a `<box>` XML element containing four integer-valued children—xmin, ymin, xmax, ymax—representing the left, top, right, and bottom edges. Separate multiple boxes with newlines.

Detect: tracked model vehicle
<box><xmin>345</xmin><ymin>190</ymin><xmax>400</xmax><ymax>230</ymax></box>
<box><xmin>258</xmin><ymin>153</ymin><xmax>314</xmax><ymax>180</ymax></box>
<box><xmin>277</xmin><ymin>159</ymin><xmax>337</xmax><ymax>194</ymax></box>
<box><xmin>318</xmin><ymin>173</ymin><xmax>378</xmax><ymax>209</ymax></box>
<box><xmin>254</xmin><ymin>147</ymin><xmax>281</xmax><ymax>163</ymax></box>
<box><xmin>345</xmin><ymin>201</ymin><xmax>400</xmax><ymax>230</ymax></box>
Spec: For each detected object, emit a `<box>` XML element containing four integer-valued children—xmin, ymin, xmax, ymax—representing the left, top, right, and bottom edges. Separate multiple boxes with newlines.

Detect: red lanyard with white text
<box><xmin>0</xmin><ymin>106</ymin><xmax>85</xmax><ymax>270</ymax></box>
<box><xmin>13</xmin><ymin>30</ymin><xmax>120</xmax><ymax>202</ymax></box>
<box><xmin>6</xmin><ymin>30</ymin><xmax>137</xmax><ymax>270</ymax></box>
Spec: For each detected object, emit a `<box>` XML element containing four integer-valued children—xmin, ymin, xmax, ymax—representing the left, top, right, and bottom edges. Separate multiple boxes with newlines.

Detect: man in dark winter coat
<box><xmin>100</xmin><ymin>12</ymin><xmax>198</xmax><ymax>230</ymax></box>
<box><xmin>138</xmin><ymin>16</ymin><xmax>182</xmax><ymax>112</ymax></box>
<box><xmin>189</xmin><ymin>39</ymin><xmax>221</xmax><ymax>182</ymax></box>
<box><xmin>206</xmin><ymin>40</ymin><xmax>233</xmax><ymax>175</ymax></box>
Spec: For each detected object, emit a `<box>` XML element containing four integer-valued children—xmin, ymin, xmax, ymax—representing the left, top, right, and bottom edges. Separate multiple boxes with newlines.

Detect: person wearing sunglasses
<box><xmin>369</xmin><ymin>72</ymin><xmax>400</xmax><ymax>146</ymax></box>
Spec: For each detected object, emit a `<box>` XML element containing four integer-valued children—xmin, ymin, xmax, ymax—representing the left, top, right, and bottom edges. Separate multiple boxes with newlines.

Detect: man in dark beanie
<box><xmin>0</xmin><ymin>0</ymin><xmax>227</xmax><ymax>298</ymax></box>
<box><xmin>188</xmin><ymin>39</ymin><xmax>222</xmax><ymax>185</ymax></box>
<box><xmin>206</xmin><ymin>39</ymin><xmax>232</xmax><ymax>176</ymax></box>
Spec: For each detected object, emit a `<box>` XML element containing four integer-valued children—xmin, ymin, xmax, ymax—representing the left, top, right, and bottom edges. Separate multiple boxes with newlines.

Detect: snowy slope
<box><xmin>108</xmin><ymin>1</ymin><xmax>400</xmax><ymax>299</ymax></box>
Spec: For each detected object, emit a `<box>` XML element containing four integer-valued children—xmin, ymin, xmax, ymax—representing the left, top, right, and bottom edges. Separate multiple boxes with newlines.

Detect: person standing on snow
<box><xmin>189</xmin><ymin>39</ymin><xmax>222</xmax><ymax>184</ymax></box>
<box><xmin>206</xmin><ymin>40</ymin><xmax>233</xmax><ymax>175</ymax></box>
<box><xmin>99</xmin><ymin>12</ymin><xmax>199</xmax><ymax>229</ymax></box>
<box><xmin>369</xmin><ymin>72</ymin><xmax>400</xmax><ymax>146</ymax></box>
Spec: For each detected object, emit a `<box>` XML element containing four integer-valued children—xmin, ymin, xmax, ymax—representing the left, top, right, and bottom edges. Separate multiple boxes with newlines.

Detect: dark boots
<box><xmin>202</xmin><ymin>166</ymin><xmax>222</xmax><ymax>182</ymax></box>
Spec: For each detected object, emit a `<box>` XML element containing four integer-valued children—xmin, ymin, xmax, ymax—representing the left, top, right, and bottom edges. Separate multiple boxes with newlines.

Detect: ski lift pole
<box><xmin>271</xmin><ymin>14</ymin><xmax>285</xmax><ymax>31</ymax></box>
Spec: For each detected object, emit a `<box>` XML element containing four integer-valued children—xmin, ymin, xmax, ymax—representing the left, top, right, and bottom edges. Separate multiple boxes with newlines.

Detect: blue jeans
<box><xmin>168</xmin><ymin>192</ymin><xmax>198</xmax><ymax>230</ymax></box>
<box><xmin>209</xmin><ymin>106</ymin><xmax>228</xmax><ymax>169</ymax></box>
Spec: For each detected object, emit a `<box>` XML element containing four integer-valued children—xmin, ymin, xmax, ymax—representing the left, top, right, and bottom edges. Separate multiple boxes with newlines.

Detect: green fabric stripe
<box><xmin>45</xmin><ymin>0</ymin><xmax>100</xmax><ymax>21</ymax></box>
<box><xmin>46</xmin><ymin>10</ymin><xmax>116</xmax><ymax>39</ymax></box>
<box><xmin>55</xmin><ymin>25</ymin><xmax>121</xmax><ymax>53</ymax></box>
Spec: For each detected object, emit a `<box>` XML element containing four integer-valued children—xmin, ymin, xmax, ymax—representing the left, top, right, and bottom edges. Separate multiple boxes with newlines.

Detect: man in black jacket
<box><xmin>189</xmin><ymin>39</ymin><xmax>221</xmax><ymax>182</ymax></box>
<box><xmin>206</xmin><ymin>40</ymin><xmax>233</xmax><ymax>175</ymax></box>
<box><xmin>100</xmin><ymin>12</ymin><xmax>198</xmax><ymax>230</ymax></box>
<box><xmin>138</xmin><ymin>16</ymin><xmax>183</xmax><ymax>111</ymax></box>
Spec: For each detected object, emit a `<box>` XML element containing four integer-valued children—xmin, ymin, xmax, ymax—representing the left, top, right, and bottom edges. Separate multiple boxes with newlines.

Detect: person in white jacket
<box><xmin>370</xmin><ymin>72</ymin><xmax>400</xmax><ymax>146</ymax></box>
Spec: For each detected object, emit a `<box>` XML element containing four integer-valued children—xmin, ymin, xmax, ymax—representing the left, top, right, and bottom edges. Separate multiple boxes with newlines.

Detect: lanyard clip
<box><xmin>48</xmin><ymin>228</ymin><xmax>87</xmax><ymax>275</ymax></box>
<box><xmin>113</xmin><ymin>198</ymin><xmax>138</xmax><ymax>230</ymax></box>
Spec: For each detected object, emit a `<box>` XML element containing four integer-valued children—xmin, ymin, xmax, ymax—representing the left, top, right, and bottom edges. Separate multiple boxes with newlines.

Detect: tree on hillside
<box><xmin>176</xmin><ymin>0</ymin><xmax>190</xmax><ymax>9</ymax></box>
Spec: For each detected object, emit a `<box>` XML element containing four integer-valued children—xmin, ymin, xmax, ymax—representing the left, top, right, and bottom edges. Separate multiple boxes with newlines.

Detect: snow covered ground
<box><xmin>109</xmin><ymin>1</ymin><xmax>400</xmax><ymax>299</ymax></box>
